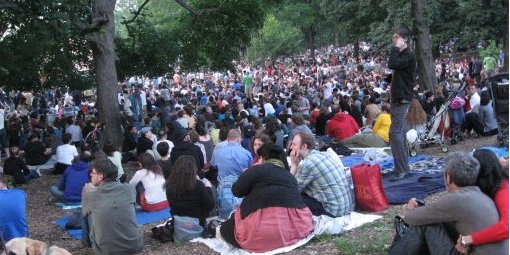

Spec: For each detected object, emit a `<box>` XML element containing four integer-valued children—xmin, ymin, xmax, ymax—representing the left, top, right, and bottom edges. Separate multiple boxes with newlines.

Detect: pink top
<box><xmin>234</xmin><ymin>206</ymin><xmax>314</xmax><ymax>253</ymax></box>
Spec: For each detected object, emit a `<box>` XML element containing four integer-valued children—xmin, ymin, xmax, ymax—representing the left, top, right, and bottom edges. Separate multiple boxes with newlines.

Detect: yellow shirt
<box><xmin>372</xmin><ymin>113</ymin><xmax>391</xmax><ymax>142</ymax></box>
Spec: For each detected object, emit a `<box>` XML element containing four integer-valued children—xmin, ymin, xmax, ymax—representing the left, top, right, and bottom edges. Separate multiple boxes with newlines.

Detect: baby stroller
<box><xmin>408</xmin><ymin>83</ymin><xmax>466</xmax><ymax>156</ymax></box>
<box><xmin>487</xmin><ymin>73</ymin><xmax>509</xmax><ymax>147</ymax></box>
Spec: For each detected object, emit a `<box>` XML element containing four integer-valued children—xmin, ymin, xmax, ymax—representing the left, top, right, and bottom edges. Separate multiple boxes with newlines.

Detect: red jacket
<box><xmin>472</xmin><ymin>181</ymin><xmax>509</xmax><ymax>244</ymax></box>
<box><xmin>326</xmin><ymin>113</ymin><xmax>359</xmax><ymax>140</ymax></box>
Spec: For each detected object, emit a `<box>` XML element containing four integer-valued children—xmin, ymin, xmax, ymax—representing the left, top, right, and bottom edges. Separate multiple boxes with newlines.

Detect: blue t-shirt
<box><xmin>0</xmin><ymin>189</ymin><xmax>28</xmax><ymax>242</ymax></box>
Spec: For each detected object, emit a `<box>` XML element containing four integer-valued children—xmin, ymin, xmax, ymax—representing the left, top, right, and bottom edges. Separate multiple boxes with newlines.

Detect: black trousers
<box><xmin>54</xmin><ymin>162</ymin><xmax>71</xmax><ymax>175</ymax></box>
<box><xmin>219</xmin><ymin>215</ymin><xmax>241</xmax><ymax>248</ymax></box>
<box><xmin>389</xmin><ymin>223</ymin><xmax>458</xmax><ymax>255</ymax></box>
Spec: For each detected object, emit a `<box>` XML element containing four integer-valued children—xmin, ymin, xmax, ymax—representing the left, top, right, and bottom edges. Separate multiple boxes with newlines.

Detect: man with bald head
<box><xmin>211</xmin><ymin>129</ymin><xmax>253</xmax><ymax>181</ymax></box>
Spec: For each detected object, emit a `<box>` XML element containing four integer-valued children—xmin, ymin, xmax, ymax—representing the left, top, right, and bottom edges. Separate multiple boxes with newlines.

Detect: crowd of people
<box><xmin>0</xmin><ymin>28</ymin><xmax>508</xmax><ymax>254</ymax></box>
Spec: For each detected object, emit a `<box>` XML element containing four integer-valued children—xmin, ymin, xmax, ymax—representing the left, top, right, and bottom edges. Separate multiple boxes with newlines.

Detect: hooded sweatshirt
<box><xmin>326</xmin><ymin>113</ymin><xmax>359</xmax><ymax>141</ymax></box>
<box><xmin>58</xmin><ymin>161</ymin><xmax>90</xmax><ymax>202</ymax></box>
<box><xmin>170</xmin><ymin>141</ymin><xmax>205</xmax><ymax>177</ymax></box>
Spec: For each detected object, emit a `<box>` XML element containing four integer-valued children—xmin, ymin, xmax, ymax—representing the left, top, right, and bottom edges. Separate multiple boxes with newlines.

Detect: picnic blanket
<box><xmin>55</xmin><ymin>202</ymin><xmax>82</xmax><ymax>210</ymax></box>
<box><xmin>55</xmin><ymin>208</ymin><xmax>171</xmax><ymax>240</ymax></box>
<box><xmin>191</xmin><ymin>212</ymin><xmax>382</xmax><ymax>255</ymax></box>
<box><xmin>383</xmin><ymin>172</ymin><xmax>445</xmax><ymax>204</ymax></box>
<box><xmin>341</xmin><ymin>153</ymin><xmax>432</xmax><ymax>172</ymax></box>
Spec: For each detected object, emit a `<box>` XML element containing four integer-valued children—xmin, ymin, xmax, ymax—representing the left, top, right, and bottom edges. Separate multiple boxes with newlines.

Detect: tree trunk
<box><xmin>90</xmin><ymin>0</ymin><xmax>124</xmax><ymax>148</ymax></box>
<box><xmin>412</xmin><ymin>0</ymin><xmax>437</xmax><ymax>92</ymax></box>
<box><xmin>503</xmin><ymin>0</ymin><xmax>509</xmax><ymax>70</ymax></box>
<box><xmin>308</xmin><ymin>25</ymin><xmax>316</xmax><ymax>64</ymax></box>
<box><xmin>353</xmin><ymin>41</ymin><xmax>359</xmax><ymax>63</ymax></box>
<box><xmin>334</xmin><ymin>22</ymin><xmax>340</xmax><ymax>47</ymax></box>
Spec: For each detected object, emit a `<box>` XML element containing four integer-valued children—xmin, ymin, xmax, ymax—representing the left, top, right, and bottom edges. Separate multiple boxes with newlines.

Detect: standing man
<box><xmin>388</xmin><ymin>28</ymin><xmax>416</xmax><ymax>181</ymax></box>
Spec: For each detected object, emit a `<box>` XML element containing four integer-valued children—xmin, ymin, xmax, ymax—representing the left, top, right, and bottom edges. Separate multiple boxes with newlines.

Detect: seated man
<box><xmin>3</xmin><ymin>146</ymin><xmax>40</xmax><ymax>186</ymax></box>
<box><xmin>326</xmin><ymin>103</ymin><xmax>359</xmax><ymax>141</ymax></box>
<box><xmin>211</xmin><ymin>129</ymin><xmax>253</xmax><ymax>181</ymax></box>
<box><xmin>389</xmin><ymin>152</ymin><xmax>508</xmax><ymax>255</ymax></box>
<box><xmin>50</xmin><ymin>150</ymin><xmax>93</xmax><ymax>203</ymax></box>
<box><xmin>23</xmin><ymin>134</ymin><xmax>52</xmax><ymax>166</ymax></box>
<box><xmin>82</xmin><ymin>159</ymin><xmax>143</xmax><ymax>255</ymax></box>
<box><xmin>290</xmin><ymin>132</ymin><xmax>354</xmax><ymax>217</ymax></box>
<box><xmin>0</xmin><ymin>174</ymin><xmax>28</xmax><ymax>244</ymax></box>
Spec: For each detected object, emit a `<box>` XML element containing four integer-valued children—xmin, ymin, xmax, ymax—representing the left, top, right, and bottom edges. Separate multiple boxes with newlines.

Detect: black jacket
<box><xmin>3</xmin><ymin>157</ymin><xmax>30</xmax><ymax>185</ymax></box>
<box><xmin>388</xmin><ymin>47</ymin><xmax>416</xmax><ymax>104</ymax></box>
<box><xmin>170</xmin><ymin>141</ymin><xmax>205</xmax><ymax>177</ymax></box>
<box><xmin>233</xmin><ymin>163</ymin><xmax>306</xmax><ymax>219</ymax></box>
<box><xmin>136</xmin><ymin>137</ymin><xmax>154</xmax><ymax>156</ymax></box>
<box><xmin>166</xmin><ymin>180</ymin><xmax>215</xmax><ymax>226</ymax></box>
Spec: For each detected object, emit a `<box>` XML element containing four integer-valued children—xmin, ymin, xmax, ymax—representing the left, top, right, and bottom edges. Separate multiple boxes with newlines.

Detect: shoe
<box><xmin>390</xmin><ymin>172</ymin><xmax>410</xmax><ymax>182</ymax></box>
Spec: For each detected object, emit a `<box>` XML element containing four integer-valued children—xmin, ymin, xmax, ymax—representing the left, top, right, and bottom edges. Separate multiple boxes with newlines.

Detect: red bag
<box><xmin>350</xmin><ymin>164</ymin><xmax>388</xmax><ymax>212</ymax></box>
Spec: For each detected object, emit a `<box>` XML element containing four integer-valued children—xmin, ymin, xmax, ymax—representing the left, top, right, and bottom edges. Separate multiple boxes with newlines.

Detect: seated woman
<box><xmin>165</xmin><ymin>155</ymin><xmax>215</xmax><ymax>227</ymax></box>
<box><xmin>342</xmin><ymin>103</ymin><xmax>391</xmax><ymax>148</ymax></box>
<box><xmin>129</xmin><ymin>153</ymin><xmax>168</xmax><ymax>211</ymax></box>
<box><xmin>456</xmin><ymin>149</ymin><xmax>508</xmax><ymax>252</ymax></box>
<box><xmin>461</xmin><ymin>90</ymin><xmax>499</xmax><ymax>137</ymax></box>
<box><xmin>249</xmin><ymin>132</ymin><xmax>273</xmax><ymax>165</ymax></box>
<box><xmin>220</xmin><ymin>144</ymin><xmax>313</xmax><ymax>253</ymax></box>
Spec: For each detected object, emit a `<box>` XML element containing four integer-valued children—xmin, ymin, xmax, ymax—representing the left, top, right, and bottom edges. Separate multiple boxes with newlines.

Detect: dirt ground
<box><xmin>16</xmin><ymin>135</ymin><xmax>501</xmax><ymax>255</ymax></box>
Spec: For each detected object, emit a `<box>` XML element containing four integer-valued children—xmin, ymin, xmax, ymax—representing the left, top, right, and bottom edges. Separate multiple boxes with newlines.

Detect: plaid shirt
<box><xmin>296</xmin><ymin>150</ymin><xmax>354</xmax><ymax>217</ymax></box>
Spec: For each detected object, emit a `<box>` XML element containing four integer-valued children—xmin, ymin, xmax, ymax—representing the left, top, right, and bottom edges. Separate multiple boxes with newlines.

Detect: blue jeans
<box><xmin>390</xmin><ymin>103</ymin><xmax>411</xmax><ymax>174</ymax></box>
<box><xmin>50</xmin><ymin>185</ymin><xmax>66</xmax><ymax>202</ymax></box>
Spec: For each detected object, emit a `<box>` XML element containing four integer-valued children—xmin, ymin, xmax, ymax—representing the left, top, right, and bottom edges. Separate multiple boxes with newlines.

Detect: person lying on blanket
<box><xmin>289</xmin><ymin>131</ymin><xmax>354</xmax><ymax>217</ymax></box>
<box><xmin>454</xmin><ymin>149</ymin><xmax>509</xmax><ymax>254</ymax></box>
<box><xmin>389</xmin><ymin>152</ymin><xmax>508</xmax><ymax>255</ymax></box>
<box><xmin>220</xmin><ymin>144</ymin><xmax>313</xmax><ymax>253</ymax></box>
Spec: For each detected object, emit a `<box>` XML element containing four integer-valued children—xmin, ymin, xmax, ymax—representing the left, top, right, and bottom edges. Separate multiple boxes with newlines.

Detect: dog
<box><xmin>1</xmin><ymin>237</ymin><xmax>72</xmax><ymax>255</ymax></box>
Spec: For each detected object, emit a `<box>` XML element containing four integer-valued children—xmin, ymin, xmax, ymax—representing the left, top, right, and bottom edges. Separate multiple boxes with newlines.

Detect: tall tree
<box><xmin>412</xmin><ymin>0</ymin><xmax>436</xmax><ymax>92</ymax></box>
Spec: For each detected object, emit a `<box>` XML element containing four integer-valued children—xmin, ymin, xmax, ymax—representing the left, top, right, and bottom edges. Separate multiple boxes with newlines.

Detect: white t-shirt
<box><xmin>152</xmin><ymin>140</ymin><xmax>174</xmax><ymax>160</ymax></box>
<box><xmin>469</xmin><ymin>92</ymin><xmax>480</xmax><ymax>112</ymax></box>
<box><xmin>66</xmin><ymin>125</ymin><xmax>83</xmax><ymax>142</ymax></box>
<box><xmin>264</xmin><ymin>103</ymin><xmax>275</xmax><ymax>116</ymax></box>
<box><xmin>129</xmin><ymin>169</ymin><xmax>167</xmax><ymax>204</ymax></box>
<box><xmin>56</xmin><ymin>144</ymin><xmax>78</xmax><ymax>165</ymax></box>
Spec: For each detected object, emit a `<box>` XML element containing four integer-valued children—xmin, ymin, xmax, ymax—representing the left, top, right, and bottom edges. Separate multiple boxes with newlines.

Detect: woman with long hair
<box><xmin>165</xmin><ymin>156</ymin><xmax>215</xmax><ymax>227</ymax></box>
<box><xmin>406</xmin><ymin>98</ymin><xmax>427</xmax><ymax>134</ymax></box>
<box><xmin>129</xmin><ymin>153</ymin><xmax>168</xmax><ymax>211</ymax></box>
<box><xmin>103</xmin><ymin>142</ymin><xmax>124</xmax><ymax>181</ymax></box>
<box><xmin>250</xmin><ymin>132</ymin><xmax>273</xmax><ymax>165</ymax></box>
<box><xmin>263</xmin><ymin>117</ymin><xmax>284</xmax><ymax>147</ymax></box>
<box><xmin>456</xmin><ymin>149</ymin><xmax>508</xmax><ymax>251</ymax></box>
<box><xmin>220</xmin><ymin>144</ymin><xmax>313</xmax><ymax>253</ymax></box>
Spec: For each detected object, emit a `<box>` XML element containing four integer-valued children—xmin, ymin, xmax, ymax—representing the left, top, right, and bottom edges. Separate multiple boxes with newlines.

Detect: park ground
<box><xmin>25</xmin><ymin>135</ymin><xmax>499</xmax><ymax>255</ymax></box>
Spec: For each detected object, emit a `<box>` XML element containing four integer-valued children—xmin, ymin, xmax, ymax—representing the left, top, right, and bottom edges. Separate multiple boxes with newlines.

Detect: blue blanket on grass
<box><xmin>341</xmin><ymin>154</ymin><xmax>431</xmax><ymax>171</ymax></box>
<box><xmin>382</xmin><ymin>172</ymin><xmax>445</xmax><ymax>204</ymax></box>
<box><xmin>55</xmin><ymin>208</ymin><xmax>171</xmax><ymax>240</ymax></box>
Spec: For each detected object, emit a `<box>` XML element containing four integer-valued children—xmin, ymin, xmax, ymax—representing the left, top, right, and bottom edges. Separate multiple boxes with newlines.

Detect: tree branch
<box><xmin>174</xmin><ymin>0</ymin><xmax>199</xmax><ymax>16</ymax></box>
<box><xmin>123</xmin><ymin>0</ymin><xmax>151</xmax><ymax>24</ymax></box>
<box><xmin>72</xmin><ymin>15</ymin><xmax>108</xmax><ymax>34</ymax></box>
